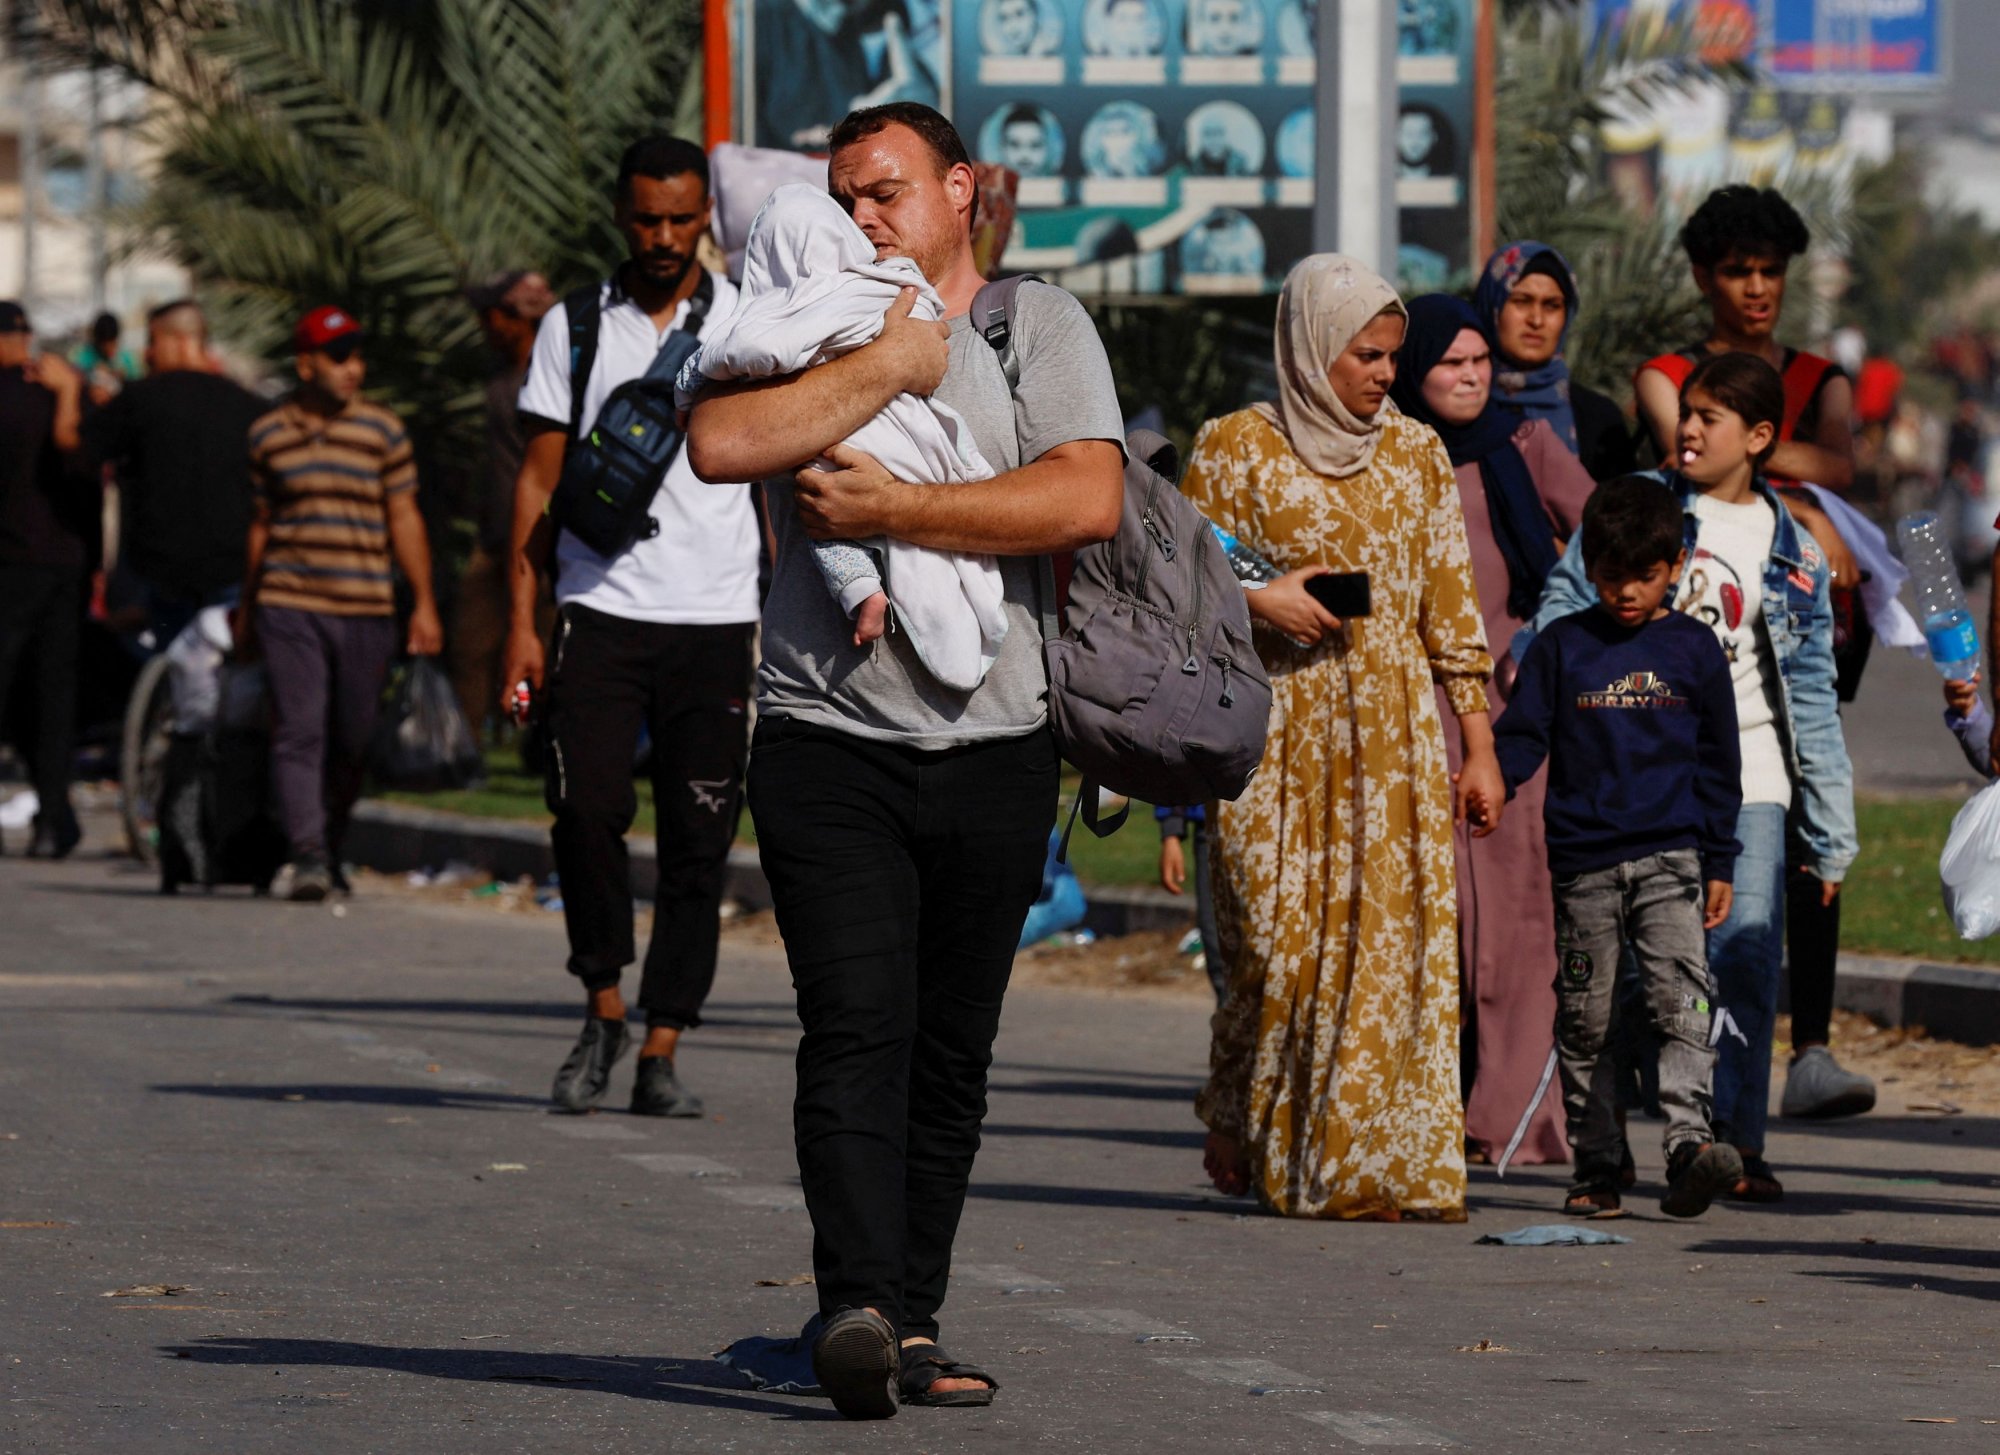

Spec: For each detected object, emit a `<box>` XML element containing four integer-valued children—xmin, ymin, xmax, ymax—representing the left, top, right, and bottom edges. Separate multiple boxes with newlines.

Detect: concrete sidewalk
<box><xmin>345</xmin><ymin>799</ymin><xmax>2000</xmax><ymax>1044</ymax></box>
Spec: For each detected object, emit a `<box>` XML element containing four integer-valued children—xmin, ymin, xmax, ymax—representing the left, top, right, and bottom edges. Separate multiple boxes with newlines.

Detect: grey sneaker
<box><xmin>285</xmin><ymin>856</ymin><xmax>332</xmax><ymax>903</ymax></box>
<box><xmin>1781</xmin><ymin>1045</ymin><xmax>1876</xmax><ymax>1120</ymax></box>
<box><xmin>631</xmin><ymin>1055</ymin><xmax>705</xmax><ymax>1118</ymax></box>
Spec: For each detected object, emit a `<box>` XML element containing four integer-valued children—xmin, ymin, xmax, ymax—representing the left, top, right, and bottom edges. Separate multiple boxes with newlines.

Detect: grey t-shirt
<box><xmin>757</xmin><ymin>280</ymin><xmax>1124</xmax><ymax>746</ymax></box>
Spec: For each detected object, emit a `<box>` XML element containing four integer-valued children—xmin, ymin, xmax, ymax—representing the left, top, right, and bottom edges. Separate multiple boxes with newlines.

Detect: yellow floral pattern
<box><xmin>1189</xmin><ymin>408</ymin><xmax>1492</xmax><ymax>1220</ymax></box>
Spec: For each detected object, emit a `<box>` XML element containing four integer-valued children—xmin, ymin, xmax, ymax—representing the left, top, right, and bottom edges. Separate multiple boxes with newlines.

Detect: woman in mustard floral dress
<box><xmin>1190</xmin><ymin>255</ymin><xmax>1501</xmax><ymax>1220</ymax></box>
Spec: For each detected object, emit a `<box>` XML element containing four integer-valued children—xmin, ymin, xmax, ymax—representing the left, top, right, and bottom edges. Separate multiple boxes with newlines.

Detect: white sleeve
<box><xmin>517</xmin><ymin>300</ymin><xmax>575</xmax><ymax>430</ymax></box>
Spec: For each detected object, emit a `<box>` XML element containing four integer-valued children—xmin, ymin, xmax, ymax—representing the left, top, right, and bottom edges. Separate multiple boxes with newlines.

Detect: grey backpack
<box><xmin>970</xmin><ymin>279</ymin><xmax>1272</xmax><ymax>833</ymax></box>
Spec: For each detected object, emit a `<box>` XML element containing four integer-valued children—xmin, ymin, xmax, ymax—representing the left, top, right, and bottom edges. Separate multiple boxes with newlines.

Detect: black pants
<box><xmin>1785</xmin><ymin>819</ymin><xmax>1839</xmax><ymax>1050</ymax></box>
<box><xmin>0</xmin><ymin>566</ymin><xmax>83</xmax><ymax>844</ymax></box>
<box><xmin>747</xmin><ymin>717</ymin><xmax>1057</xmax><ymax>1340</ymax></box>
<box><xmin>542</xmin><ymin>605</ymin><xmax>753</xmax><ymax>1031</ymax></box>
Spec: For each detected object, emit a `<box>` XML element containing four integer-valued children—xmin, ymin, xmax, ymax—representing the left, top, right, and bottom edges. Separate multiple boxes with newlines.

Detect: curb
<box><xmin>346</xmin><ymin>801</ymin><xmax>2000</xmax><ymax>1044</ymax></box>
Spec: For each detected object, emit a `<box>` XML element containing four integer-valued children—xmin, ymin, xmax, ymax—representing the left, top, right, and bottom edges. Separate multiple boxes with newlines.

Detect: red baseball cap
<box><xmin>294</xmin><ymin>305</ymin><xmax>363</xmax><ymax>353</ymax></box>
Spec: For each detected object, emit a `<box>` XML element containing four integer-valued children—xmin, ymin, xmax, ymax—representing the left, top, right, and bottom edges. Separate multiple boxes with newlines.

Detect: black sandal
<box><xmin>898</xmin><ymin>1343</ymin><xmax>999</xmax><ymax>1408</ymax></box>
<box><xmin>1563</xmin><ymin>1176</ymin><xmax>1626</xmax><ymax>1219</ymax></box>
<box><xmin>811</xmin><ymin>1308</ymin><xmax>899</xmax><ymax>1420</ymax></box>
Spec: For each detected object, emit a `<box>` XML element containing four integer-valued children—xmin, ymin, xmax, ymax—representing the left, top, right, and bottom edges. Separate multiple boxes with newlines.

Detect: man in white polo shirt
<box><xmin>504</xmin><ymin>135</ymin><xmax>760</xmax><ymax>1118</ymax></box>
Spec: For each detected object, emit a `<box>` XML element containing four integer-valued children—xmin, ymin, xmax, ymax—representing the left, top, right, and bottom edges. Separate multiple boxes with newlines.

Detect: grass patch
<box><xmin>374</xmin><ymin>750</ymin><xmax>1169</xmax><ymax>889</ymax></box>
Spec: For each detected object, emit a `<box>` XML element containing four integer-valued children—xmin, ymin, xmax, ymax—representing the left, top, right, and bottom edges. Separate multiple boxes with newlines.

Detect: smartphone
<box><xmin>1304</xmin><ymin>571</ymin><xmax>1371</xmax><ymax>619</ymax></box>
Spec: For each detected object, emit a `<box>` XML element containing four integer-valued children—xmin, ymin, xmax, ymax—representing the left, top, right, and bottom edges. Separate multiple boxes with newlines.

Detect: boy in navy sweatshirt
<box><xmin>1472</xmin><ymin>477</ymin><xmax>1746</xmax><ymax>1220</ymax></box>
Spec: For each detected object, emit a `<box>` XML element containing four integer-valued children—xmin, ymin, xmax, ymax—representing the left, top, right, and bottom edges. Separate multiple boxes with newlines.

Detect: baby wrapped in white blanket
<box><xmin>679</xmin><ymin>183</ymin><xmax>1007</xmax><ymax>691</ymax></box>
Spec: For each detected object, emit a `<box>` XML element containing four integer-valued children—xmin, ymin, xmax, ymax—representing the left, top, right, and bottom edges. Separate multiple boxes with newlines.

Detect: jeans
<box><xmin>1709</xmin><ymin>803</ymin><xmax>1787</xmax><ymax>1154</ymax></box>
<box><xmin>1553</xmin><ymin>849</ymin><xmax>1718</xmax><ymax>1175</ymax></box>
<box><xmin>0</xmin><ymin>566</ymin><xmax>83</xmax><ymax>844</ymax></box>
<box><xmin>746</xmin><ymin>716</ymin><xmax>1057</xmax><ymax>1340</ymax></box>
<box><xmin>258</xmin><ymin>605</ymin><xmax>397</xmax><ymax>862</ymax></box>
<box><xmin>542</xmin><ymin>605</ymin><xmax>753</xmax><ymax>1031</ymax></box>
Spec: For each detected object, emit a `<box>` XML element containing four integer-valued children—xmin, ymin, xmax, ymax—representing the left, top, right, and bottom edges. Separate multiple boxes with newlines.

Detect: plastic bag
<box><xmin>1940</xmin><ymin>780</ymin><xmax>2000</xmax><ymax>939</ymax></box>
<box><xmin>164</xmin><ymin>606</ymin><xmax>234</xmax><ymax>733</ymax></box>
<box><xmin>369</xmin><ymin>658</ymin><xmax>485</xmax><ymax>791</ymax></box>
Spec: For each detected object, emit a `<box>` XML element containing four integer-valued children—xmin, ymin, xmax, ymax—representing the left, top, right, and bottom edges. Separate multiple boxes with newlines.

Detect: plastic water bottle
<box><xmin>1211</xmin><ymin>525</ymin><xmax>1282</xmax><ymax>585</ymax></box>
<box><xmin>1897</xmin><ymin>511</ymin><xmax>1981</xmax><ymax>680</ymax></box>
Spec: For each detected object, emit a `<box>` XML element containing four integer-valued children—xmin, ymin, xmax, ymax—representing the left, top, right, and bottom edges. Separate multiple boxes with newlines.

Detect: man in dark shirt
<box><xmin>0</xmin><ymin>300</ymin><xmax>89</xmax><ymax>857</ymax></box>
<box><xmin>84</xmin><ymin>300</ymin><xmax>267</xmax><ymax>648</ymax></box>
<box><xmin>452</xmin><ymin>269</ymin><xmax>554</xmax><ymax>736</ymax></box>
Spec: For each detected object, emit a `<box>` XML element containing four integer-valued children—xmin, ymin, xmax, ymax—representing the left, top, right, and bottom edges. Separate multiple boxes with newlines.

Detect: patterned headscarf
<box><xmin>1251</xmin><ymin>253</ymin><xmax>1408</xmax><ymax>480</ymax></box>
<box><xmin>1472</xmin><ymin>240</ymin><xmax>1580</xmax><ymax>454</ymax></box>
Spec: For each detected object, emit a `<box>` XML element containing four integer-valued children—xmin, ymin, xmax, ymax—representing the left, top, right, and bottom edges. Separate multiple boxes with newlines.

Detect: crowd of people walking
<box><xmin>0</xmin><ymin>102</ymin><xmax>1937</xmax><ymax>1420</ymax></box>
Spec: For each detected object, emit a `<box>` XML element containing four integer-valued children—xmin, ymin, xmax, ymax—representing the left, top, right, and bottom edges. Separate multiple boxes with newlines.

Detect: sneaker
<box><xmin>286</xmin><ymin>856</ymin><xmax>332</xmax><ymax>903</ymax></box>
<box><xmin>550</xmin><ymin>1017</ymin><xmax>631</xmax><ymax>1112</ymax></box>
<box><xmin>1780</xmin><ymin>1046</ymin><xmax>1876</xmax><ymax>1120</ymax></box>
<box><xmin>631</xmin><ymin>1054</ymin><xmax>705</xmax><ymax>1118</ymax></box>
<box><xmin>330</xmin><ymin>862</ymin><xmax>353</xmax><ymax>897</ymax></box>
<box><xmin>1661</xmin><ymin>1140</ymin><xmax>1744</xmax><ymax>1219</ymax></box>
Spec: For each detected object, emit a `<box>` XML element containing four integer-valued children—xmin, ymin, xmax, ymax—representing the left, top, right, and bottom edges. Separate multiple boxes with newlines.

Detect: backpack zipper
<box><xmin>1182</xmin><ymin>525</ymin><xmax>1208</xmax><ymax>675</ymax></box>
<box><xmin>1135</xmin><ymin>475</ymin><xmax>1169</xmax><ymax>597</ymax></box>
<box><xmin>1215</xmin><ymin>655</ymin><xmax>1234</xmax><ymax>707</ymax></box>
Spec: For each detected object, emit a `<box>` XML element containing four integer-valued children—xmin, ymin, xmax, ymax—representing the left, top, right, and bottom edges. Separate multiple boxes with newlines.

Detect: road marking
<box><xmin>1299</xmin><ymin>1411</ymin><xmax>1459</xmax><ymax>1446</ymax></box>
<box><xmin>1163</xmin><ymin>1357</ymin><xmax>1322</xmax><ymax>1394</ymax></box>
<box><xmin>619</xmin><ymin>1152</ymin><xmax>740</xmax><ymax>1178</ymax></box>
<box><xmin>954</xmin><ymin>1264</ymin><xmax>1066</xmax><ymax>1295</ymax></box>
<box><xmin>543</xmin><ymin>1119</ymin><xmax>647</xmax><ymax>1141</ymax></box>
<box><xmin>1035</xmin><ymin>1307</ymin><xmax>1200</xmax><ymax>1343</ymax></box>
<box><xmin>709</xmin><ymin>1184</ymin><xmax>807</xmax><ymax>1212</ymax></box>
<box><xmin>292</xmin><ymin>1022</ymin><xmax>503</xmax><ymax>1089</ymax></box>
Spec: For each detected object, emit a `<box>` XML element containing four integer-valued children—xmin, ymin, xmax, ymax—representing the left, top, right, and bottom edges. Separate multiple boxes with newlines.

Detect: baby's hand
<box><xmin>853</xmin><ymin>592</ymin><xmax>888</xmax><ymax>647</ymax></box>
<box><xmin>1945</xmin><ymin>669</ymin><xmax>1981</xmax><ymax>717</ymax></box>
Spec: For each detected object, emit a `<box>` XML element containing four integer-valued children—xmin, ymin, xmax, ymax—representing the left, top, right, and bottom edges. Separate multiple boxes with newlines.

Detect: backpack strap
<box><xmin>970</xmin><ymin>274</ymin><xmax>1062</xmax><ymax>643</ymax></box>
<box><xmin>563</xmin><ymin>282</ymin><xmax>604</xmax><ymax>443</ymax></box>
<box><xmin>1778</xmin><ymin>349</ymin><xmax>1836</xmax><ymax>444</ymax></box>
<box><xmin>634</xmin><ymin>270</ymin><xmax>717</xmax><ymax>384</ymax></box>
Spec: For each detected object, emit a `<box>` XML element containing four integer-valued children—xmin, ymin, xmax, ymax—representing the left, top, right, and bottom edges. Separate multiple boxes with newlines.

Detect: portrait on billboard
<box><xmin>1276</xmin><ymin>106</ymin><xmax>1314</xmax><ymax>177</ymax></box>
<box><xmin>1184</xmin><ymin>0</ymin><xmax>1266</xmax><ymax>57</ymax></box>
<box><xmin>1184</xmin><ymin>102</ymin><xmax>1266</xmax><ymax>177</ymax></box>
<box><xmin>1276</xmin><ymin>0</ymin><xmax>1316</xmax><ymax>57</ymax></box>
<box><xmin>979</xmin><ymin>102</ymin><xmax>1067</xmax><ymax>176</ymax></box>
<box><xmin>750</xmin><ymin>0</ymin><xmax>939</xmax><ymax>151</ymax></box>
<box><xmin>1082</xmin><ymin>101</ymin><xmax>1167</xmax><ymax>177</ymax></box>
<box><xmin>979</xmin><ymin>0</ymin><xmax>1063</xmax><ymax>57</ymax></box>
<box><xmin>1396</xmin><ymin>102</ymin><xmax>1455</xmax><ymax>179</ymax></box>
<box><xmin>1397</xmin><ymin>0</ymin><xmax>1459</xmax><ymax>56</ymax></box>
<box><xmin>1082</xmin><ymin>0</ymin><xmax>1167</xmax><ymax>57</ymax></box>
<box><xmin>1180</xmin><ymin>208</ymin><xmax>1267</xmax><ymax>279</ymax></box>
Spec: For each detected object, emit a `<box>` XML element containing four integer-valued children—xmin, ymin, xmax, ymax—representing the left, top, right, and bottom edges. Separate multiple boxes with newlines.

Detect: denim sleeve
<box><xmin>1946</xmin><ymin>698</ymin><xmax>1995</xmax><ymax>779</ymax></box>
<box><xmin>1788</xmin><ymin>561</ymin><xmax>1859</xmax><ymax>882</ymax></box>
<box><xmin>1492</xmin><ymin>628</ymin><xmax>1558</xmax><ymax>799</ymax></box>
<box><xmin>1510</xmin><ymin>529</ymin><xmax>1598</xmax><ymax>664</ymax></box>
<box><xmin>811</xmin><ymin>539</ymin><xmax>883</xmax><ymax>616</ymax></box>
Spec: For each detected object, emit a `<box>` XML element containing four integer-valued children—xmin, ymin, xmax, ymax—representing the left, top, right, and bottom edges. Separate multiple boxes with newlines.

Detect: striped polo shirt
<box><xmin>247</xmin><ymin>396</ymin><xmax>415</xmax><ymax>616</ymax></box>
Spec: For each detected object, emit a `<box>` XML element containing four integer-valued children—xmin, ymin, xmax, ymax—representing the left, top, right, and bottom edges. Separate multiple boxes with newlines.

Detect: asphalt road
<box><xmin>4</xmin><ymin>838</ymin><xmax>1999</xmax><ymax>1454</ymax></box>
<box><xmin>1844</xmin><ymin>580</ymin><xmax>1993</xmax><ymax>797</ymax></box>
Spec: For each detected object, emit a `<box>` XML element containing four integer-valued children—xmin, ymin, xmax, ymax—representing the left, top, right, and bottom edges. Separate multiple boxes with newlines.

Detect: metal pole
<box><xmin>1312</xmin><ymin>0</ymin><xmax>1398</xmax><ymax>270</ymax></box>
<box><xmin>88</xmin><ymin>66</ymin><xmax>108</xmax><ymax>316</ymax></box>
<box><xmin>19</xmin><ymin>69</ymin><xmax>39</xmax><ymax>314</ymax></box>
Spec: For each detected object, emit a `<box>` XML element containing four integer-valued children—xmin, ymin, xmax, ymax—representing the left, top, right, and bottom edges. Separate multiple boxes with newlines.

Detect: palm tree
<box><xmin>14</xmin><ymin>0</ymin><xmax>700</xmax><ymax>455</ymax></box>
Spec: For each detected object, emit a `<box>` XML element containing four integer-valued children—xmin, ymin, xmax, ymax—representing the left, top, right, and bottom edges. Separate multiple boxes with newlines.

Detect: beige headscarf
<box><xmin>1250</xmin><ymin>253</ymin><xmax>1408</xmax><ymax>480</ymax></box>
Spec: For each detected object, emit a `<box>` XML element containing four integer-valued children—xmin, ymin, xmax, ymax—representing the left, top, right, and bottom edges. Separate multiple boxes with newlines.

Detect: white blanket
<box><xmin>684</xmin><ymin>183</ymin><xmax>1008</xmax><ymax>692</ymax></box>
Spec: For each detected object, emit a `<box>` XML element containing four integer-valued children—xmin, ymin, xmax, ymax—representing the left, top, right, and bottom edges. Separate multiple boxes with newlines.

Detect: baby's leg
<box><xmin>811</xmin><ymin>538</ymin><xmax>886</xmax><ymax>648</ymax></box>
<box><xmin>852</xmin><ymin>592</ymin><xmax>888</xmax><ymax>646</ymax></box>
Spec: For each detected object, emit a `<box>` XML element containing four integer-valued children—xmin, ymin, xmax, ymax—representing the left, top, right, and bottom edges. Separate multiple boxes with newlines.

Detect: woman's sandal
<box><xmin>1727</xmin><ymin>1154</ymin><xmax>1785</xmax><ymax>1203</ymax></box>
<box><xmin>898</xmin><ymin>1343</ymin><xmax>999</xmax><ymax>1408</ymax></box>
<box><xmin>1563</xmin><ymin>1177</ymin><xmax>1626</xmax><ymax>1219</ymax></box>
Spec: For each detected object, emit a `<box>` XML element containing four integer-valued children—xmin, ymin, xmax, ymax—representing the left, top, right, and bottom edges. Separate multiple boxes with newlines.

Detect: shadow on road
<box><xmin>1682</xmin><ymin>1237</ymin><xmax>2000</xmax><ymax>1302</ymax></box>
<box><xmin>158</xmin><ymin>1337</ymin><xmax>837</xmax><ymax>1418</ymax></box>
<box><xmin>979</xmin><ymin>1121</ymin><xmax>1205</xmax><ymax>1150</ymax></box>
<box><xmin>967</xmin><ymin>1180</ymin><xmax>1244</xmax><ymax>1214</ymax></box>
<box><xmin>218</xmin><ymin>993</ymin><xmax>797</xmax><ymax>1032</ymax></box>
<box><xmin>150</xmin><ymin>1082</ymin><xmax>548</xmax><ymax>1111</ymax></box>
<box><xmin>986</xmin><ymin>1077</ymin><xmax>1205</xmax><ymax>1103</ymax></box>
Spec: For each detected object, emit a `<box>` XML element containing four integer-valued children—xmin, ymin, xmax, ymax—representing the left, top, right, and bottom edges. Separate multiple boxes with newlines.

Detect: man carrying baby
<box><xmin>687</xmin><ymin>103</ymin><xmax>1124</xmax><ymax>1418</ymax></box>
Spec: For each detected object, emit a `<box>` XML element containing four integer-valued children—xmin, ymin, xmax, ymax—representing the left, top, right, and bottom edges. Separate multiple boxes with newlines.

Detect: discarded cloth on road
<box><xmin>716</xmin><ymin>1312</ymin><xmax>823</xmax><ymax>1396</ymax></box>
<box><xmin>1476</xmin><ymin>1224</ymin><xmax>1631</xmax><ymax>1247</ymax></box>
<box><xmin>677</xmin><ymin>183</ymin><xmax>1007</xmax><ymax>692</ymax></box>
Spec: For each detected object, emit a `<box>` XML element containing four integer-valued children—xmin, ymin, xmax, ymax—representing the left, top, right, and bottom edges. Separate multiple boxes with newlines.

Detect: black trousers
<box><xmin>542</xmin><ymin>605</ymin><xmax>753</xmax><ymax>1031</ymax></box>
<box><xmin>0</xmin><ymin>566</ymin><xmax>83</xmax><ymax>843</ymax></box>
<box><xmin>747</xmin><ymin>717</ymin><xmax>1056</xmax><ymax>1340</ymax></box>
<box><xmin>1785</xmin><ymin>819</ymin><xmax>1839</xmax><ymax>1050</ymax></box>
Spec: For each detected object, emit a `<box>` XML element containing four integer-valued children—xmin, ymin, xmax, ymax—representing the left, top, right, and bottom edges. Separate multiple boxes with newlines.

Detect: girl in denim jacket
<box><xmin>1519</xmin><ymin>353</ymin><xmax>1857</xmax><ymax>1202</ymax></box>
